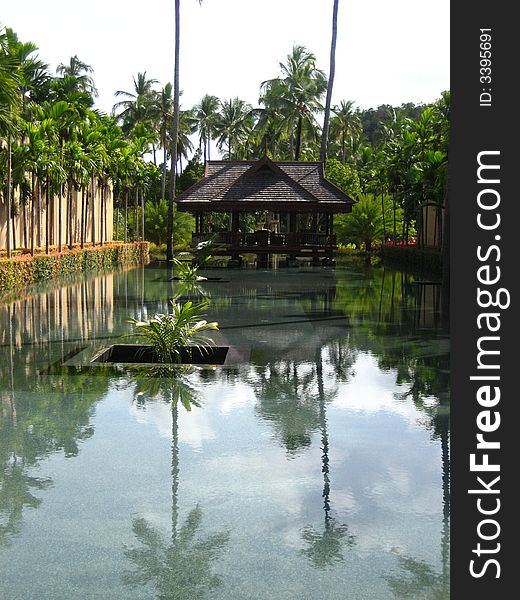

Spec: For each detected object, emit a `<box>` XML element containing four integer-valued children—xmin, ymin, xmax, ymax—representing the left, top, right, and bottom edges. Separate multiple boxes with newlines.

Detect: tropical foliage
<box><xmin>128</xmin><ymin>300</ymin><xmax>219</xmax><ymax>363</ymax></box>
<box><xmin>2</xmin><ymin>19</ymin><xmax>449</xmax><ymax>253</ymax></box>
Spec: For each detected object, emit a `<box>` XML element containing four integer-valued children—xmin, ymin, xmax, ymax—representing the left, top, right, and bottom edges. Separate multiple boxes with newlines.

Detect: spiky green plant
<box><xmin>128</xmin><ymin>301</ymin><xmax>219</xmax><ymax>363</ymax></box>
<box><xmin>171</xmin><ymin>256</ymin><xmax>207</xmax><ymax>281</ymax></box>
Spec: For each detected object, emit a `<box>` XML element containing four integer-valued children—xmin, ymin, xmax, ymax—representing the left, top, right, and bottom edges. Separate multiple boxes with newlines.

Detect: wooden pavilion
<box><xmin>175</xmin><ymin>156</ymin><xmax>355</xmax><ymax>265</ymax></box>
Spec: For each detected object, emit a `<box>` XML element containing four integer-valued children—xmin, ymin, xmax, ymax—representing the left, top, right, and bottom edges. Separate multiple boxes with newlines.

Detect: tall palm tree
<box><xmin>320</xmin><ymin>0</ymin><xmax>340</xmax><ymax>164</ymax></box>
<box><xmin>113</xmin><ymin>71</ymin><xmax>158</xmax><ymax>135</ymax></box>
<box><xmin>255</xmin><ymin>79</ymin><xmax>292</xmax><ymax>158</ymax></box>
<box><xmin>176</xmin><ymin>109</ymin><xmax>196</xmax><ymax>172</ymax></box>
<box><xmin>194</xmin><ymin>94</ymin><xmax>219</xmax><ymax>162</ymax></box>
<box><xmin>214</xmin><ymin>97</ymin><xmax>253</xmax><ymax>159</ymax></box>
<box><xmin>56</xmin><ymin>55</ymin><xmax>98</xmax><ymax>97</ymax></box>
<box><xmin>166</xmin><ymin>0</ymin><xmax>204</xmax><ymax>263</ymax></box>
<box><xmin>152</xmin><ymin>83</ymin><xmax>174</xmax><ymax>200</ymax></box>
<box><xmin>0</xmin><ymin>25</ymin><xmax>21</xmax><ymax>257</ymax></box>
<box><xmin>262</xmin><ymin>44</ymin><xmax>327</xmax><ymax>160</ymax></box>
<box><xmin>330</xmin><ymin>100</ymin><xmax>362</xmax><ymax>165</ymax></box>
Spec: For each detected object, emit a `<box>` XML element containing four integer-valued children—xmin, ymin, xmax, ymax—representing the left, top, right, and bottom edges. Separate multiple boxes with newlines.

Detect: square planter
<box><xmin>91</xmin><ymin>344</ymin><xmax>229</xmax><ymax>365</ymax></box>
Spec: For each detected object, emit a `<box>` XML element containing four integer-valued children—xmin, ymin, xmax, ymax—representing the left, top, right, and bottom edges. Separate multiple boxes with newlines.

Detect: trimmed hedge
<box><xmin>378</xmin><ymin>244</ymin><xmax>443</xmax><ymax>275</ymax></box>
<box><xmin>0</xmin><ymin>242</ymin><xmax>149</xmax><ymax>293</ymax></box>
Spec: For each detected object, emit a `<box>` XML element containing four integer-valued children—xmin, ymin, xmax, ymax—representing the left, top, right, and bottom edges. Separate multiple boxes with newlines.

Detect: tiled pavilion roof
<box><xmin>175</xmin><ymin>156</ymin><xmax>354</xmax><ymax>213</ymax></box>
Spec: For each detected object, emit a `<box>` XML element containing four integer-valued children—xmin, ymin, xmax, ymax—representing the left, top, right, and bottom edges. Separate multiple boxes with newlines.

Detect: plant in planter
<box><xmin>127</xmin><ymin>301</ymin><xmax>219</xmax><ymax>363</ymax></box>
<box><xmin>171</xmin><ymin>256</ymin><xmax>207</xmax><ymax>281</ymax></box>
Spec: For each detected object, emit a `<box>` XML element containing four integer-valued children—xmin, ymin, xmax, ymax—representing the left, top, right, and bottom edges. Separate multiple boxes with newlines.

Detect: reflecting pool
<box><xmin>0</xmin><ymin>262</ymin><xmax>449</xmax><ymax>599</ymax></box>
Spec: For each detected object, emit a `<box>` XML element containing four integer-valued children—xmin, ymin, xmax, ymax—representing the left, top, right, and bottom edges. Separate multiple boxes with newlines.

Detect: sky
<box><xmin>3</xmin><ymin>0</ymin><xmax>449</xmax><ymax>138</ymax></box>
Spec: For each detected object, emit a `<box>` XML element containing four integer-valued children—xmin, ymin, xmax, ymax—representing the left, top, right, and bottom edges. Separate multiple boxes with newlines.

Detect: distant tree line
<box><xmin>2</xmin><ymin>23</ymin><xmax>448</xmax><ymax>252</ymax></box>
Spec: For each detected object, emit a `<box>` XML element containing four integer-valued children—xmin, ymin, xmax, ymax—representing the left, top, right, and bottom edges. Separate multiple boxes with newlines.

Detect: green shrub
<box><xmin>0</xmin><ymin>242</ymin><xmax>150</xmax><ymax>294</ymax></box>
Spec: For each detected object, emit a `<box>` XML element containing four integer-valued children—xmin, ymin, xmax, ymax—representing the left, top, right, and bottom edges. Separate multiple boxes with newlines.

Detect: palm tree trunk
<box><xmin>37</xmin><ymin>181</ymin><xmax>42</xmax><ymax>248</ymax></box>
<box><xmin>22</xmin><ymin>199</ymin><xmax>28</xmax><ymax>249</ymax></box>
<box><xmin>45</xmin><ymin>178</ymin><xmax>50</xmax><ymax>254</ymax></box>
<box><xmin>124</xmin><ymin>192</ymin><xmax>128</xmax><ymax>243</ymax></box>
<box><xmin>6</xmin><ymin>137</ymin><xmax>12</xmax><ymax>258</ymax></box>
<box><xmin>161</xmin><ymin>140</ymin><xmax>168</xmax><ymax>200</ymax></box>
<box><xmin>135</xmin><ymin>189</ymin><xmax>139</xmax><ymax>241</ymax></box>
<box><xmin>104</xmin><ymin>184</ymin><xmax>108</xmax><ymax>242</ymax></box>
<box><xmin>166</xmin><ymin>0</ymin><xmax>181</xmax><ymax>263</ymax></box>
<box><xmin>58</xmin><ymin>183</ymin><xmax>63</xmax><ymax>252</ymax></box>
<box><xmin>91</xmin><ymin>169</ymin><xmax>96</xmax><ymax>246</ymax></box>
<box><xmin>295</xmin><ymin>116</ymin><xmax>303</xmax><ymax>161</ymax></box>
<box><xmin>31</xmin><ymin>172</ymin><xmax>35</xmax><ymax>256</ymax></box>
<box><xmin>116</xmin><ymin>198</ymin><xmax>120</xmax><ymax>241</ymax></box>
<box><xmin>80</xmin><ymin>188</ymin><xmax>85</xmax><ymax>249</ymax></box>
<box><xmin>68</xmin><ymin>179</ymin><xmax>73</xmax><ymax>249</ymax></box>
<box><xmin>11</xmin><ymin>187</ymin><xmax>16</xmax><ymax>250</ymax></box>
<box><xmin>100</xmin><ymin>181</ymin><xmax>105</xmax><ymax>246</ymax></box>
<box><xmin>141</xmin><ymin>190</ymin><xmax>145</xmax><ymax>242</ymax></box>
<box><xmin>393</xmin><ymin>199</ymin><xmax>396</xmax><ymax>241</ymax></box>
<box><xmin>320</xmin><ymin>0</ymin><xmax>339</xmax><ymax>165</ymax></box>
<box><xmin>381</xmin><ymin>189</ymin><xmax>386</xmax><ymax>242</ymax></box>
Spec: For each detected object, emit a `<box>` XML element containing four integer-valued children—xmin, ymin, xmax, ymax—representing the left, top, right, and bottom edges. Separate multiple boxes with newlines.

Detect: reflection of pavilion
<box><xmin>176</xmin><ymin>156</ymin><xmax>354</xmax><ymax>264</ymax></box>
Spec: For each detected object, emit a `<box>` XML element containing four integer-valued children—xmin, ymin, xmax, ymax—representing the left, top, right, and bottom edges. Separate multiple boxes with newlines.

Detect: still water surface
<box><xmin>0</xmin><ymin>263</ymin><xmax>449</xmax><ymax>599</ymax></box>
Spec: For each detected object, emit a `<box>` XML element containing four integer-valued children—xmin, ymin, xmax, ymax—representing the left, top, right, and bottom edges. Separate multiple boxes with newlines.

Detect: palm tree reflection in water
<box><xmin>122</xmin><ymin>366</ymin><xmax>229</xmax><ymax>599</ymax></box>
<box><xmin>253</xmin><ymin>349</ymin><xmax>356</xmax><ymax>569</ymax></box>
<box><xmin>300</xmin><ymin>350</ymin><xmax>355</xmax><ymax>568</ymax></box>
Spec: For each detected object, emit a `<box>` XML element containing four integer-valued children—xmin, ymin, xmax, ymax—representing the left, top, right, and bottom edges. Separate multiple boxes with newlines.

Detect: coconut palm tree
<box><xmin>330</xmin><ymin>100</ymin><xmax>362</xmax><ymax>165</ymax></box>
<box><xmin>214</xmin><ymin>97</ymin><xmax>253</xmax><ymax>159</ymax></box>
<box><xmin>151</xmin><ymin>83</ymin><xmax>174</xmax><ymax>200</ymax></box>
<box><xmin>176</xmin><ymin>109</ymin><xmax>196</xmax><ymax>172</ymax></box>
<box><xmin>113</xmin><ymin>71</ymin><xmax>158</xmax><ymax>136</ymax></box>
<box><xmin>262</xmin><ymin>44</ymin><xmax>327</xmax><ymax>160</ymax></box>
<box><xmin>194</xmin><ymin>94</ymin><xmax>219</xmax><ymax>162</ymax></box>
<box><xmin>320</xmin><ymin>0</ymin><xmax>340</xmax><ymax>164</ymax></box>
<box><xmin>255</xmin><ymin>79</ymin><xmax>292</xmax><ymax>158</ymax></box>
<box><xmin>166</xmin><ymin>0</ymin><xmax>204</xmax><ymax>263</ymax></box>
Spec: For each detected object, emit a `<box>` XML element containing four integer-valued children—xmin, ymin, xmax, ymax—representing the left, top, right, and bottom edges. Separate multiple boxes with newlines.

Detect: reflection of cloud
<box><xmin>179</xmin><ymin>408</ymin><xmax>216</xmax><ymax>449</ymax></box>
<box><xmin>331</xmin><ymin>353</ymin><xmax>426</xmax><ymax>425</ymax></box>
<box><xmin>202</xmin><ymin>444</ymin><xmax>321</xmax><ymax>516</ymax></box>
<box><xmin>214</xmin><ymin>382</ymin><xmax>255</xmax><ymax>415</ymax></box>
<box><xmin>129</xmin><ymin>401</ymin><xmax>216</xmax><ymax>449</ymax></box>
<box><xmin>129</xmin><ymin>401</ymin><xmax>172</xmax><ymax>438</ymax></box>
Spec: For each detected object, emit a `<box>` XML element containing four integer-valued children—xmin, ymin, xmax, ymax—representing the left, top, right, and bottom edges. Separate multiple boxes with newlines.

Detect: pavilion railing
<box><xmin>192</xmin><ymin>231</ymin><xmax>336</xmax><ymax>248</ymax></box>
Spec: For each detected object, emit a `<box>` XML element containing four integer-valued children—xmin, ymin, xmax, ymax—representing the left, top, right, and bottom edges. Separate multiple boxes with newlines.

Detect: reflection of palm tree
<box><xmin>123</xmin><ymin>507</ymin><xmax>229</xmax><ymax>599</ymax></box>
<box><xmin>300</xmin><ymin>349</ymin><xmax>355</xmax><ymax>568</ymax></box>
<box><xmin>386</xmin><ymin>553</ymin><xmax>449</xmax><ymax>599</ymax></box>
<box><xmin>124</xmin><ymin>368</ymin><xmax>229</xmax><ymax>598</ymax></box>
<box><xmin>386</xmin><ymin>387</ymin><xmax>450</xmax><ymax>599</ymax></box>
<box><xmin>0</xmin><ymin>459</ymin><xmax>52</xmax><ymax>545</ymax></box>
<box><xmin>301</xmin><ymin>518</ymin><xmax>354</xmax><ymax>569</ymax></box>
<box><xmin>254</xmin><ymin>360</ymin><xmax>321</xmax><ymax>454</ymax></box>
